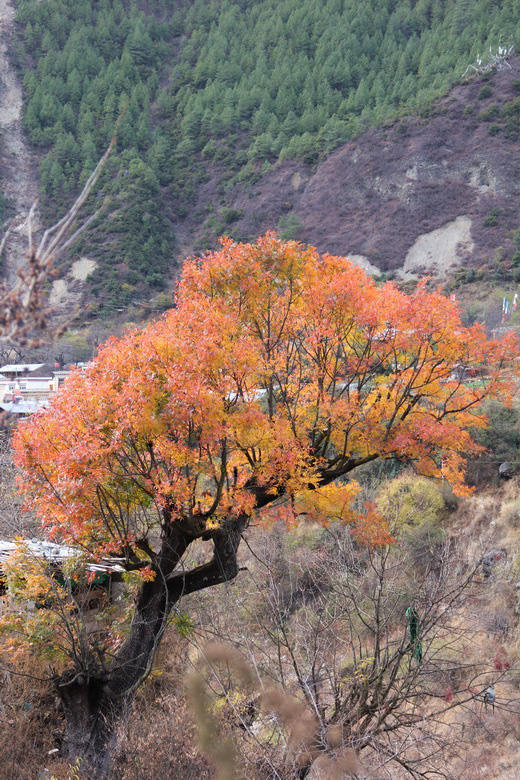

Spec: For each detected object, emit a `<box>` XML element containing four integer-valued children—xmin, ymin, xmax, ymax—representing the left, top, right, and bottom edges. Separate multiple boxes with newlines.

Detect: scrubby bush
<box><xmin>54</xmin><ymin>330</ymin><xmax>92</xmax><ymax>363</ymax></box>
<box><xmin>484</xmin><ymin>207</ymin><xmax>500</xmax><ymax>226</ymax></box>
<box><xmin>220</xmin><ymin>208</ymin><xmax>243</xmax><ymax>225</ymax></box>
<box><xmin>278</xmin><ymin>211</ymin><xmax>304</xmax><ymax>240</ymax></box>
<box><xmin>377</xmin><ymin>473</ymin><xmax>446</xmax><ymax>530</ymax></box>
<box><xmin>479</xmin><ymin>104</ymin><xmax>499</xmax><ymax>121</ymax></box>
<box><xmin>500</xmin><ymin>498</ymin><xmax>520</xmax><ymax>529</ymax></box>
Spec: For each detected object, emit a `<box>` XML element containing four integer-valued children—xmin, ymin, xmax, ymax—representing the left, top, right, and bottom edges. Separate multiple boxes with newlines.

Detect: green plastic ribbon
<box><xmin>406</xmin><ymin>605</ymin><xmax>422</xmax><ymax>663</ymax></box>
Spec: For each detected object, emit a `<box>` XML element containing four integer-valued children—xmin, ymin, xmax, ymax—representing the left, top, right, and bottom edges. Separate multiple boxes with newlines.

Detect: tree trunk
<box><xmin>57</xmin><ymin>674</ymin><xmax>129</xmax><ymax>778</ymax></box>
<box><xmin>56</xmin><ymin>516</ymin><xmax>247</xmax><ymax>776</ymax></box>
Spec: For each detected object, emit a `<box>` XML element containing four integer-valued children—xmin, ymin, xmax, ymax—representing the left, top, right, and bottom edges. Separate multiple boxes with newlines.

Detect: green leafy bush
<box><xmin>377</xmin><ymin>474</ymin><xmax>446</xmax><ymax>530</ymax></box>
<box><xmin>477</xmin><ymin>85</ymin><xmax>493</xmax><ymax>99</ymax></box>
<box><xmin>484</xmin><ymin>208</ymin><xmax>500</xmax><ymax>227</ymax></box>
<box><xmin>278</xmin><ymin>211</ymin><xmax>303</xmax><ymax>241</ymax></box>
<box><xmin>479</xmin><ymin>104</ymin><xmax>499</xmax><ymax>121</ymax></box>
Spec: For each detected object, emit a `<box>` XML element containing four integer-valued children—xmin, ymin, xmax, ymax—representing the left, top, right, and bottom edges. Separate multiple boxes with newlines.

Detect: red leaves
<box><xmin>493</xmin><ymin>645</ymin><xmax>510</xmax><ymax>671</ymax></box>
<box><xmin>12</xmin><ymin>234</ymin><xmax>520</xmax><ymax>556</ymax></box>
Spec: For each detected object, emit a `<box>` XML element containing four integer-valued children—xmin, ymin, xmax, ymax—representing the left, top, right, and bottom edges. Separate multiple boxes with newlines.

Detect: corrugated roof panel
<box><xmin>0</xmin><ymin>364</ymin><xmax>46</xmax><ymax>373</ymax></box>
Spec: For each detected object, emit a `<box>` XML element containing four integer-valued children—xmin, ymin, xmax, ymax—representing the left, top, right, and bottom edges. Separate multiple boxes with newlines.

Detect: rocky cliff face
<box><xmin>198</xmin><ymin>58</ymin><xmax>520</xmax><ymax>279</ymax></box>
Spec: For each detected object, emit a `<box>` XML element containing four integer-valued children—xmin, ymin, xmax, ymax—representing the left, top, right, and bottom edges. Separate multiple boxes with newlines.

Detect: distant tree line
<box><xmin>14</xmin><ymin>0</ymin><xmax>520</xmax><ymax>311</ymax></box>
<box><xmin>16</xmin><ymin>0</ymin><xmax>175</xmax><ymax>312</ymax></box>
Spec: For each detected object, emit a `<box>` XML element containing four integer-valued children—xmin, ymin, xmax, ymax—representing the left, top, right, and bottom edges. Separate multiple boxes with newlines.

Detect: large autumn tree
<box><xmin>9</xmin><ymin>234</ymin><xmax>519</xmax><ymax>774</ymax></box>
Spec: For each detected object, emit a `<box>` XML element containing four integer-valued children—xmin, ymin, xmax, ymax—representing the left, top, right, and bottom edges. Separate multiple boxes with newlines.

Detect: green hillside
<box><xmin>13</xmin><ymin>0</ymin><xmax>520</xmax><ymax>314</ymax></box>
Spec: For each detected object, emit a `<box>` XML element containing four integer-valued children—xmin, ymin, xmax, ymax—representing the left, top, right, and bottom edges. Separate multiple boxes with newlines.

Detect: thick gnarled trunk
<box><xmin>56</xmin><ymin>516</ymin><xmax>246</xmax><ymax>776</ymax></box>
<box><xmin>57</xmin><ymin>675</ymin><xmax>128</xmax><ymax>777</ymax></box>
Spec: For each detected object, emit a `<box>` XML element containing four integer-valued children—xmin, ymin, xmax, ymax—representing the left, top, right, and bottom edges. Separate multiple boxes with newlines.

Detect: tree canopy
<box><xmin>14</xmin><ymin>234</ymin><xmax>519</xmax><ymax>559</ymax></box>
<box><xmin>14</xmin><ymin>0</ymin><xmax>520</xmax><ymax>310</ymax></box>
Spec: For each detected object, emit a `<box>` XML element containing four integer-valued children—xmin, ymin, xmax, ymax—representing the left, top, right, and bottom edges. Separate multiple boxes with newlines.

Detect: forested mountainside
<box><xmin>0</xmin><ymin>0</ymin><xmax>518</xmax><ymax>319</ymax></box>
<box><xmin>220</xmin><ymin>61</ymin><xmax>520</xmax><ymax>284</ymax></box>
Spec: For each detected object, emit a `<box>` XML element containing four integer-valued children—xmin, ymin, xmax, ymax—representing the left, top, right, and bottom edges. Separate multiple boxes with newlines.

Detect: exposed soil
<box><xmin>401</xmin><ymin>214</ymin><xmax>474</xmax><ymax>279</ymax></box>
<box><xmin>185</xmin><ymin>58</ymin><xmax>520</xmax><ymax>278</ymax></box>
<box><xmin>70</xmin><ymin>257</ymin><xmax>97</xmax><ymax>282</ymax></box>
<box><xmin>0</xmin><ymin>0</ymin><xmax>40</xmax><ymax>284</ymax></box>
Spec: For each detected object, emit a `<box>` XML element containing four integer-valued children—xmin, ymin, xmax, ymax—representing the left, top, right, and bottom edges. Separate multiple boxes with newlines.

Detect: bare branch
<box><xmin>0</xmin><ymin>134</ymin><xmax>117</xmax><ymax>347</ymax></box>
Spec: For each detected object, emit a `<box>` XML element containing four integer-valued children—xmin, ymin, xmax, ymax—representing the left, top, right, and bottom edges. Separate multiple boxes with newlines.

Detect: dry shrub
<box><xmin>454</xmin><ymin>492</ymin><xmax>499</xmax><ymax>539</ymax></box>
<box><xmin>478</xmin><ymin>577</ymin><xmax>517</xmax><ymax>637</ymax></box>
<box><xmin>449</xmin><ymin>480</ymin><xmax>520</xmax><ymax>565</ymax></box>
<box><xmin>262</xmin><ymin>687</ymin><xmax>320</xmax><ymax>772</ymax></box>
<box><xmin>453</xmin><ymin>707</ymin><xmax>520</xmax><ymax>780</ymax></box>
<box><xmin>115</xmin><ymin>694</ymin><xmax>212</xmax><ymax>780</ymax></box>
<box><xmin>309</xmin><ymin>748</ymin><xmax>360</xmax><ymax>779</ymax></box>
<box><xmin>0</xmin><ymin>659</ymin><xmax>60</xmax><ymax>779</ymax></box>
<box><xmin>500</xmin><ymin>497</ymin><xmax>520</xmax><ymax>529</ymax></box>
<box><xmin>114</xmin><ymin>633</ymin><xmax>212</xmax><ymax>780</ymax></box>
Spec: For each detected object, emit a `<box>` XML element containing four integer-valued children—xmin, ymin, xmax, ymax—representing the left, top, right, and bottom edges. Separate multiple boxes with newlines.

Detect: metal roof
<box><xmin>0</xmin><ymin>363</ymin><xmax>46</xmax><ymax>373</ymax></box>
<box><xmin>0</xmin><ymin>400</ymin><xmax>49</xmax><ymax>415</ymax></box>
<box><xmin>0</xmin><ymin>538</ymin><xmax>124</xmax><ymax>574</ymax></box>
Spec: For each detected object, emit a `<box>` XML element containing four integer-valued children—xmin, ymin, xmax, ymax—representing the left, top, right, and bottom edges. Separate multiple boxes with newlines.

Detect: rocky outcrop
<box><xmin>214</xmin><ymin>59</ymin><xmax>520</xmax><ymax>277</ymax></box>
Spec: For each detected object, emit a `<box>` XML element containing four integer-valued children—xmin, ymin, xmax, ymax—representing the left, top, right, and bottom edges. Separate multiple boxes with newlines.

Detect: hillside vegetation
<box><xmin>10</xmin><ymin>0</ymin><xmax>520</xmax><ymax>315</ymax></box>
<box><xmin>15</xmin><ymin>0</ymin><xmax>175</xmax><ymax>313</ymax></box>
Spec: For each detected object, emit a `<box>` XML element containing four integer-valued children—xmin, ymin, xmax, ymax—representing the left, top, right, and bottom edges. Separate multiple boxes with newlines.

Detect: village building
<box><xmin>0</xmin><ymin>363</ymin><xmax>75</xmax><ymax>413</ymax></box>
<box><xmin>0</xmin><ymin>539</ymin><xmax>125</xmax><ymax>613</ymax></box>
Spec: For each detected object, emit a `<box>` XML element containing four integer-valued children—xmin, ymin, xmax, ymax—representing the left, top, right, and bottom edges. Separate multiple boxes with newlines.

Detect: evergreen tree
<box><xmin>15</xmin><ymin>0</ymin><xmax>520</xmax><ymax>307</ymax></box>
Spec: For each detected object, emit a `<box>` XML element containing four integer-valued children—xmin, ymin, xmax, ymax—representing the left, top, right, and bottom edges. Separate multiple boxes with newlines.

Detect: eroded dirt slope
<box><xmin>190</xmin><ymin>59</ymin><xmax>520</xmax><ymax>278</ymax></box>
<box><xmin>0</xmin><ymin>0</ymin><xmax>39</xmax><ymax>284</ymax></box>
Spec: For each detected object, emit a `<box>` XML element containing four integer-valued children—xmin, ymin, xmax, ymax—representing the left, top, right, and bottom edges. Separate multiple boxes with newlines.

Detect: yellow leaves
<box><xmin>0</xmin><ymin>540</ymin><xmax>133</xmax><ymax>671</ymax></box>
<box><xmin>0</xmin><ymin>546</ymin><xmax>75</xmax><ymax>666</ymax></box>
<box><xmin>205</xmin><ymin>517</ymin><xmax>221</xmax><ymax>531</ymax></box>
<box><xmin>11</xmin><ymin>233</ymin><xmax>520</xmax><ymax>559</ymax></box>
<box><xmin>377</xmin><ymin>474</ymin><xmax>445</xmax><ymax>530</ymax></box>
<box><xmin>297</xmin><ymin>482</ymin><xmax>361</xmax><ymax>526</ymax></box>
<box><xmin>230</xmin><ymin>405</ymin><xmax>272</xmax><ymax>450</ymax></box>
<box><xmin>293</xmin><ymin>485</ymin><xmax>393</xmax><ymax>546</ymax></box>
<box><xmin>3</xmin><ymin>542</ymin><xmax>68</xmax><ymax>605</ymax></box>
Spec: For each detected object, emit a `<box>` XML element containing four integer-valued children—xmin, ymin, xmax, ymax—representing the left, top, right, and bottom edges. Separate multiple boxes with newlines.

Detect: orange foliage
<box><xmin>13</xmin><ymin>234</ymin><xmax>520</xmax><ymax>558</ymax></box>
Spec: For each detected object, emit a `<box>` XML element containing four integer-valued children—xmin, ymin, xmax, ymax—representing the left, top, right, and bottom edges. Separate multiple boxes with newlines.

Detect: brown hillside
<box><xmin>186</xmin><ymin>59</ymin><xmax>520</xmax><ymax>278</ymax></box>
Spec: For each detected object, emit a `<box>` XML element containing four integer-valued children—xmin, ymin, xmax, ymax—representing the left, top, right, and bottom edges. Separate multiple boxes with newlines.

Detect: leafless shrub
<box><xmin>0</xmin><ymin>135</ymin><xmax>116</xmax><ymax>349</ymax></box>
<box><xmin>0</xmin><ymin>658</ymin><xmax>59</xmax><ymax>779</ymax></box>
<box><xmin>113</xmin><ymin>634</ymin><xmax>212</xmax><ymax>780</ymax></box>
<box><xmin>115</xmin><ymin>695</ymin><xmax>212</xmax><ymax>780</ymax></box>
<box><xmin>185</xmin><ymin>523</ymin><xmax>519</xmax><ymax>779</ymax></box>
<box><xmin>462</xmin><ymin>44</ymin><xmax>515</xmax><ymax>78</ymax></box>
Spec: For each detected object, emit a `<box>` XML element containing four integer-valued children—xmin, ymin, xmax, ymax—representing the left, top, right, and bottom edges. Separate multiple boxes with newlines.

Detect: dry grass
<box><xmin>450</xmin><ymin>478</ymin><xmax>520</xmax><ymax>559</ymax></box>
<box><xmin>114</xmin><ymin>634</ymin><xmax>213</xmax><ymax>780</ymax></box>
<box><xmin>0</xmin><ymin>660</ymin><xmax>60</xmax><ymax>779</ymax></box>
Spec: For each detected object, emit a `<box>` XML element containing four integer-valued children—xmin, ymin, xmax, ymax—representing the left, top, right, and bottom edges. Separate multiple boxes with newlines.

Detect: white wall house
<box><xmin>0</xmin><ymin>364</ymin><xmax>72</xmax><ymax>407</ymax></box>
